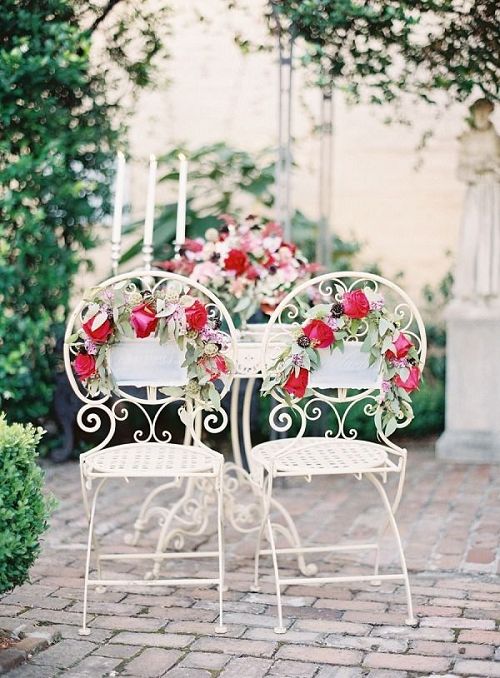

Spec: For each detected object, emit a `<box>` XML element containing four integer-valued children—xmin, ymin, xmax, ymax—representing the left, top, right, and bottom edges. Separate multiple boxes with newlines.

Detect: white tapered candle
<box><xmin>176</xmin><ymin>153</ymin><xmax>188</xmax><ymax>245</ymax></box>
<box><xmin>143</xmin><ymin>154</ymin><xmax>157</xmax><ymax>247</ymax></box>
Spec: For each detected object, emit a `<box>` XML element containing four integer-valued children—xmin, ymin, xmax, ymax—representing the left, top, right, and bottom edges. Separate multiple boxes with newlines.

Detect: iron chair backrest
<box><xmin>64</xmin><ymin>270</ymin><xmax>237</xmax><ymax>453</ymax></box>
<box><xmin>261</xmin><ymin>271</ymin><xmax>427</xmax><ymax>446</ymax></box>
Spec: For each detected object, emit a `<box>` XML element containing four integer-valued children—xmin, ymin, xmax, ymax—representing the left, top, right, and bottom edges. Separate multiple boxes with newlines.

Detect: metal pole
<box><xmin>317</xmin><ymin>85</ymin><xmax>334</xmax><ymax>267</ymax></box>
<box><xmin>283</xmin><ymin>36</ymin><xmax>295</xmax><ymax>241</ymax></box>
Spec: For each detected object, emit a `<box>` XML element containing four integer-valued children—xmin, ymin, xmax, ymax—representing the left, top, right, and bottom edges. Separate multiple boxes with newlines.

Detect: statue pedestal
<box><xmin>436</xmin><ymin>304</ymin><xmax>500</xmax><ymax>462</ymax></box>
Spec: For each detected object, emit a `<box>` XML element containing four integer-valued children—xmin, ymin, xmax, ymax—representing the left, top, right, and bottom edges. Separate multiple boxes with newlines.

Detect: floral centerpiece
<box><xmin>160</xmin><ymin>215</ymin><xmax>319</xmax><ymax>327</ymax></box>
<box><xmin>261</xmin><ymin>286</ymin><xmax>422</xmax><ymax>436</ymax></box>
<box><xmin>68</xmin><ymin>280</ymin><xmax>233</xmax><ymax>409</ymax></box>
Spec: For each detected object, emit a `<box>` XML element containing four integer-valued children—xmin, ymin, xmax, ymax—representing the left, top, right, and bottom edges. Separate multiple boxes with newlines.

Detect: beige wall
<box><xmin>89</xmin><ymin>0</ymin><xmax>499</xmax><ymax>301</ymax></box>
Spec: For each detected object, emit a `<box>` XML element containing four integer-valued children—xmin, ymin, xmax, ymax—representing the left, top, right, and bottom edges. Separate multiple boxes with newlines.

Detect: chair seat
<box><xmin>250</xmin><ymin>437</ymin><xmax>398</xmax><ymax>477</ymax></box>
<box><xmin>83</xmin><ymin>442</ymin><xmax>220</xmax><ymax>477</ymax></box>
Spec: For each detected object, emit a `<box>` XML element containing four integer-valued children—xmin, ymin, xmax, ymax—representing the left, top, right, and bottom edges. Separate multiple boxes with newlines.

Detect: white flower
<box><xmin>205</xmin><ymin>227</ymin><xmax>219</xmax><ymax>242</ymax></box>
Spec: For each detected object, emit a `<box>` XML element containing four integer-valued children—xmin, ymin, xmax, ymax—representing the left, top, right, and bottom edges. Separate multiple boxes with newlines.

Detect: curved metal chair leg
<box><xmin>252</xmin><ymin>514</ymin><xmax>267</xmax><ymax>592</ymax></box>
<box><xmin>214</xmin><ymin>470</ymin><xmax>227</xmax><ymax>634</ymax></box>
<box><xmin>366</xmin><ymin>472</ymin><xmax>417</xmax><ymax>626</ymax></box>
<box><xmin>79</xmin><ymin>479</ymin><xmax>106</xmax><ymax>636</ymax></box>
<box><xmin>371</xmin><ymin>462</ymin><xmax>406</xmax><ymax>586</ymax></box>
<box><xmin>266</xmin><ymin>516</ymin><xmax>287</xmax><ymax>634</ymax></box>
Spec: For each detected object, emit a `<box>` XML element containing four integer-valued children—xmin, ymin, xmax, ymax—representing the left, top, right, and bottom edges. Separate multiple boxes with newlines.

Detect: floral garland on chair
<box><xmin>261</xmin><ymin>287</ymin><xmax>422</xmax><ymax>436</ymax></box>
<box><xmin>68</xmin><ymin>281</ymin><xmax>233</xmax><ymax>409</ymax></box>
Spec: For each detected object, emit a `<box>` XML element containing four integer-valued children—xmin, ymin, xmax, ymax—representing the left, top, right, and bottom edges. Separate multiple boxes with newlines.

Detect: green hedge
<box><xmin>0</xmin><ymin>0</ymin><xmax>116</xmax><ymax>430</ymax></box>
<box><xmin>0</xmin><ymin>415</ymin><xmax>55</xmax><ymax>594</ymax></box>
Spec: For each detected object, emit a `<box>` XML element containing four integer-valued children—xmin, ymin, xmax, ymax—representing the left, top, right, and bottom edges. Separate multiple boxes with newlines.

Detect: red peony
<box><xmin>386</xmin><ymin>333</ymin><xmax>413</xmax><ymax>360</ymax></box>
<box><xmin>224</xmin><ymin>249</ymin><xmax>249</xmax><ymax>276</ymax></box>
<box><xmin>74</xmin><ymin>353</ymin><xmax>97</xmax><ymax>380</ymax></box>
<box><xmin>82</xmin><ymin>314</ymin><xmax>113</xmax><ymax>343</ymax></box>
<box><xmin>130</xmin><ymin>303</ymin><xmax>158</xmax><ymax>338</ymax></box>
<box><xmin>343</xmin><ymin>290</ymin><xmax>370</xmax><ymax>319</ymax></box>
<box><xmin>284</xmin><ymin>367</ymin><xmax>309</xmax><ymax>399</ymax></box>
<box><xmin>303</xmin><ymin>319</ymin><xmax>335</xmax><ymax>348</ymax></box>
<box><xmin>395</xmin><ymin>366</ymin><xmax>421</xmax><ymax>393</ymax></box>
<box><xmin>185</xmin><ymin>300</ymin><xmax>208</xmax><ymax>331</ymax></box>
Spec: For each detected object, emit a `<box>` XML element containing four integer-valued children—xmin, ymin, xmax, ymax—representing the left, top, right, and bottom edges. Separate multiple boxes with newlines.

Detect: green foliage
<box><xmin>237</xmin><ymin>1</ymin><xmax>499</xmax><ymax>105</ymax></box>
<box><xmin>0</xmin><ymin>415</ymin><xmax>55</xmax><ymax>594</ymax></box>
<box><xmin>0</xmin><ymin>0</ymin><xmax>118</xmax><ymax>426</ymax></box>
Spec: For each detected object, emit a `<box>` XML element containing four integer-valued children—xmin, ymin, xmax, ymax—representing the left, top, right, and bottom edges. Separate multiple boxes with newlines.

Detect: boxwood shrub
<box><xmin>0</xmin><ymin>415</ymin><xmax>55</xmax><ymax>594</ymax></box>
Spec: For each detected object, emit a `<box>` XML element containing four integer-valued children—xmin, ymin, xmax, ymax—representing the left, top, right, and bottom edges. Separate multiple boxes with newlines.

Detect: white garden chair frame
<box><xmin>64</xmin><ymin>270</ymin><xmax>237</xmax><ymax>636</ymax></box>
<box><xmin>248</xmin><ymin>271</ymin><xmax>427</xmax><ymax>633</ymax></box>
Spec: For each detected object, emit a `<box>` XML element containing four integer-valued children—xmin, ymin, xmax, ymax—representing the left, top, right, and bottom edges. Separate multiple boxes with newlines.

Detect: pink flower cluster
<box><xmin>160</xmin><ymin>215</ymin><xmax>320</xmax><ymax>322</ymax></box>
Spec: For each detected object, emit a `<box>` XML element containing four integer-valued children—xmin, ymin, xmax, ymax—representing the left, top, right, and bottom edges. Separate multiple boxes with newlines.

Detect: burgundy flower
<box><xmin>82</xmin><ymin>314</ymin><xmax>113</xmax><ymax>344</ymax></box>
<box><xmin>284</xmin><ymin>367</ymin><xmax>309</xmax><ymax>399</ymax></box>
<box><xmin>343</xmin><ymin>290</ymin><xmax>370</xmax><ymax>319</ymax></box>
<box><xmin>74</xmin><ymin>353</ymin><xmax>97</xmax><ymax>380</ymax></box>
<box><xmin>185</xmin><ymin>300</ymin><xmax>208</xmax><ymax>332</ymax></box>
<box><xmin>130</xmin><ymin>303</ymin><xmax>158</xmax><ymax>338</ymax></box>
<box><xmin>303</xmin><ymin>319</ymin><xmax>335</xmax><ymax>348</ymax></box>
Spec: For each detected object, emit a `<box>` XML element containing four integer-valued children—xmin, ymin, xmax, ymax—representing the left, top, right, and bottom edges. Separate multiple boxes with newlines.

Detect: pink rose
<box><xmin>284</xmin><ymin>367</ymin><xmax>309</xmax><ymax>399</ymax></box>
<box><xmin>185</xmin><ymin>300</ymin><xmax>208</xmax><ymax>331</ymax></box>
<box><xmin>191</xmin><ymin>261</ymin><xmax>220</xmax><ymax>285</ymax></box>
<box><xmin>395</xmin><ymin>366</ymin><xmax>421</xmax><ymax>393</ymax></box>
<box><xmin>74</xmin><ymin>353</ymin><xmax>97</xmax><ymax>380</ymax></box>
<box><xmin>130</xmin><ymin>303</ymin><xmax>158</xmax><ymax>338</ymax></box>
<box><xmin>82</xmin><ymin>314</ymin><xmax>113</xmax><ymax>344</ymax></box>
<box><xmin>343</xmin><ymin>290</ymin><xmax>370</xmax><ymax>319</ymax></box>
<box><xmin>183</xmin><ymin>238</ymin><xmax>204</xmax><ymax>253</ymax></box>
<box><xmin>303</xmin><ymin>319</ymin><xmax>335</xmax><ymax>348</ymax></box>
<box><xmin>386</xmin><ymin>333</ymin><xmax>414</xmax><ymax>360</ymax></box>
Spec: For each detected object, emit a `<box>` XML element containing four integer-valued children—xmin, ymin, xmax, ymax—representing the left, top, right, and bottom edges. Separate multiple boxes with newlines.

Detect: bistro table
<box><xmin>125</xmin><ymin>324</ymin><xmax>318</xmax><ymax>580</ymax></box>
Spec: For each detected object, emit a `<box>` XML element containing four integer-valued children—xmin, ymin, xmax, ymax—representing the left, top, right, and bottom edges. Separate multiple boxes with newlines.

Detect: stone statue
<box><xmin>454</xmin><ymin>98</ymin><xmax>500</xmax><ymax>303</ymax></box>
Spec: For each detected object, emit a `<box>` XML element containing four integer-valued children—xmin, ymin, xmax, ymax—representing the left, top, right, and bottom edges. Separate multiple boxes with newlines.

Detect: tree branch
<box><xmin>90</xmin><ymin>0</ymin><xmax>124</xmax><ymax>33</ymax></box>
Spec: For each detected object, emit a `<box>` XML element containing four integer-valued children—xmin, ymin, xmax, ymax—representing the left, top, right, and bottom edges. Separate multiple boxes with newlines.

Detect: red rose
<box><xmin>386</xmin><ymin>333</ymin><xmax>413</xmax><ymax>360</ymax></box>
<box><xmin>224</xmin><ymin>249</ymin><xmax>249</xmax><ymax>276</ymax></box>
<box><xmin>130</xmin><ymin>303</ymin><xmax>158</xmax><ymax>338</ymax></box>
<box><xmin>185</xmin><ymin>300</ymin><xmax>208</xmax><ymax>332</ymax></box>
<box><xmin>303</xmin><ymin>319</ymin><xmax>335</xmax><ymax>349</ymax></box>
<box><xmin>74</xmin><ymin>353</ymin><xmax>97</xmax><ymax>380</ymax></box>
<box><xmin>343</xmin><ymin>290</ymin><xmax>370</xmax><ymax>319</ymax></box>
<box><xmin>284</xmin><ymin>367</ymin><xmax>309</xmax><ymax>399</ymax></box>
<box><xmin>395</xmin><ymin>366</ymin><xmax>421</xmax><ymax>393</ymax></box>
<box><xmin>82</xmin><ymin>314</ymin><xmax>113</xmax><ymax>343</ymax></box>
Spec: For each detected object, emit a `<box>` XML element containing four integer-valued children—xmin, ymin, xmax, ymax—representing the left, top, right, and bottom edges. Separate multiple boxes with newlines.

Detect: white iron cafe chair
<box><xmin>63</xmin><ymin>270</ymin><xmax>237</xmax><ymax>636</ymax></box>
<box><xmin>249</xmin><ymin>272</ymin><xmax>427</xmax><ymax>633</ymax></box>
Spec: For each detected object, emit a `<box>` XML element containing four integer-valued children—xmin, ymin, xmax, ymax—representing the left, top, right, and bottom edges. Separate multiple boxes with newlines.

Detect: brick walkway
<box><xmin>1</xmin><ymin>444</ymin><xmax>500</xmax><ymax>677</ymax></box>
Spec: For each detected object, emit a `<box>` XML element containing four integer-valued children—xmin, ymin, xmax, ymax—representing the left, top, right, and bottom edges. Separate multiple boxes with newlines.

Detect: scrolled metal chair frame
<box><xmin>64</xmin><ymin>270</ymin><xmax>237</xmax><ymax>636</ymax></box>
<box><xmin>249</xmin><ymin>271</ymin><xmax>427</xmax><ymax>633</ymax></box>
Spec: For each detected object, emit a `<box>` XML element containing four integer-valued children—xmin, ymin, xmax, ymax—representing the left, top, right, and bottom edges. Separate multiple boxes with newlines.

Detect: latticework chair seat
<box><xmin>250</xmin><ymin>437</ymin><xmax>400</xmax><ymax>478</ymax></box>
<box><xmin>83</xmin><ymin>442</ymin><xmax>220</xmax><ymax>479</ymax></box>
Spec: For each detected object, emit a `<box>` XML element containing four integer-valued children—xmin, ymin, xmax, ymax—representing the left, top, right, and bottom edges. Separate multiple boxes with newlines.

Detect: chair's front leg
<box><xmin>366</xmin><ymin>472</ymin><xmax>417</xmax><ymax>626</ymax></box>
<box><xmin>214</xmin><ymin>466</ymin><xmax>227</xmax><ymax>634</ymax></box>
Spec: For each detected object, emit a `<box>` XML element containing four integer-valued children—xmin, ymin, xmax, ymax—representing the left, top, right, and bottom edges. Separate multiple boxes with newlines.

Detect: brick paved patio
<box><xmin>1</xmin><ymin>443</ymin><xmax>499</xmax><ymax>677</ymax></box>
